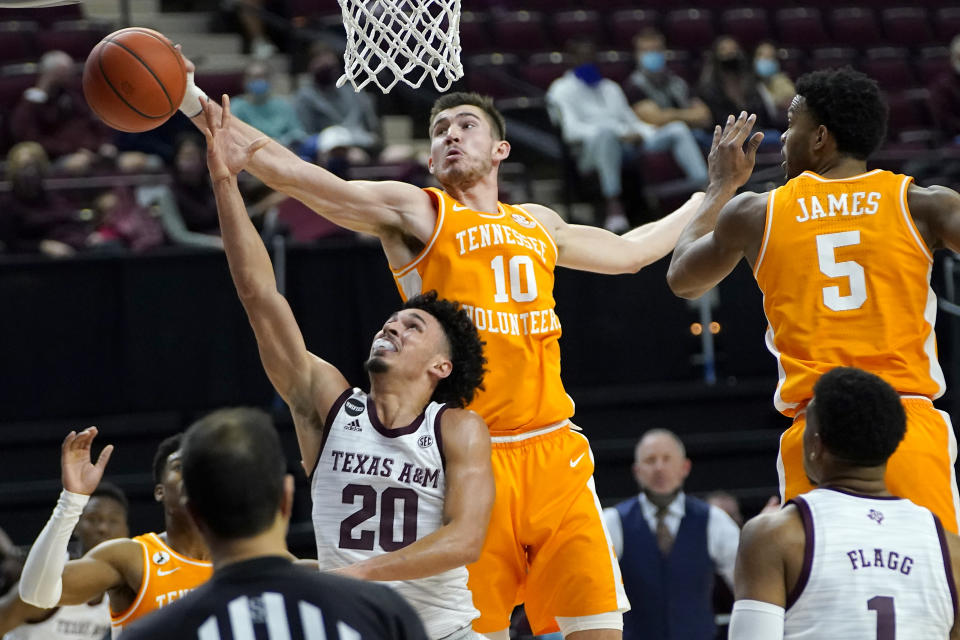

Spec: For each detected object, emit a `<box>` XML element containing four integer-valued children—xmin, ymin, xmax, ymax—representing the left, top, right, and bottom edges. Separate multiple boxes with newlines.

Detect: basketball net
<box><xmin>337</xmin><ymin>0</ymin><xmax>463</xmax><ymax>93</ymax></box>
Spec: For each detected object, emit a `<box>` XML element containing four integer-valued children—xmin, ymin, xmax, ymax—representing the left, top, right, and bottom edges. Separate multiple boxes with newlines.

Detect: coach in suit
<box><xmin>603</xmin><ymin>429</ymin><xmax>740</xmax><ymax>640</ymax></box>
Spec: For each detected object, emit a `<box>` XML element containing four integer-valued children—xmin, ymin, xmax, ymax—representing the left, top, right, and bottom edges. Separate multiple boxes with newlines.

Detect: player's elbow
<box><xmin>666</xmin><ymin>265</ymin><xmax>701</xmax><ymax>299</ymax></box>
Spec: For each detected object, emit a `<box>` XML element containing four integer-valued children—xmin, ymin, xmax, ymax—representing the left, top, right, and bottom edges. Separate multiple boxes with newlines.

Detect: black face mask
<box><xmin>719</xmin><ymin>54</ymin><xmax>746</xmax><ymax>73</ymax></box>
<box><xmin>313</xmin><ymin>66</ymin><xmax>337</xmax><ymax>87</ymax></box>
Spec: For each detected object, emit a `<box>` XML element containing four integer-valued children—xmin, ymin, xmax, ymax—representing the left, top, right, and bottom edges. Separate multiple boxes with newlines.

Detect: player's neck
<box><xmin>442</xmin><ymin>175</ymin><xmax>500</xmax><ymax>214</ymax></box>
<box><xmin>810</xmin><ymin>156</ymin><xmax>868</xmax><ymax>180</ymax></box>
<box><xmin>207</xmin><ymin>525</ymin><xmax>289</xmax><ymax>570</ymax></box>
<box><xmin>367</xmin><ymin>382</ymin><xmax>432</xmax><ymax>428</ymax></box>
<box><xmin>163</xmin><ymin>515</ymin><xmax>211</xmax><ymax>561</ymax></box>
<box><xmin>817</xmin><ymin>467</ymin><xmax>892</xmax><ymax>497</ymax></box>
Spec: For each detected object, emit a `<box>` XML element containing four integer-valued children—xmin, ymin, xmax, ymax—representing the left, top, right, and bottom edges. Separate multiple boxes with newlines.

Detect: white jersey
<box><xmin>2</xmin><ymin>599</ymin><xmax>110</xmax><ymax>640</ymax></box>
<box><xmin>785</xmin><ymin>487</ymin><xmax>956</xmax><ymax>640</ymax></box>
<box><xmin>311</xmin><ymin>388</ymin><xmax>478</xmax><ymax>639</ymax></box>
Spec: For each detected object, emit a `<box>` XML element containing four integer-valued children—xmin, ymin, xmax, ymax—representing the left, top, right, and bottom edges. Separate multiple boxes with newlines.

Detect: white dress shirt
<box><xmin>546</xmin><ymin>71</ymin><xmax>655</xmax><ymax>145</ymax></box>
<box><xmin>603</xmin><ymin>492</ymin><xmax>741</xmax><ymax>589</ymax></box>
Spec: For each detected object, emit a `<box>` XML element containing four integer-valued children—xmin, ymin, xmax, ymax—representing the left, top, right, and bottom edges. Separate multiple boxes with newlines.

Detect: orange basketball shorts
<box><xmin>778</xmin><ymin>396</ymin><xmax>960</xmax><ymax>533</ymax></box>
<box><xmin>467</xmin><ymin>423</ymin><xmax>629</xmax><ymax>635</ymax></box>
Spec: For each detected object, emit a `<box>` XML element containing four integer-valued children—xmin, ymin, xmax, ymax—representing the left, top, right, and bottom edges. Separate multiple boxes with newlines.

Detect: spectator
<box><xmin>85</xmin><ymin>188</ymin><xmax>165</xmax><ymax>253</ymax></box>
<box><xmin>698</xmin><ymin>36</ymin><xmax>774</xmax><ymax>131</ymax></box>
<box><xmin>547</xmin><ymin>39</ymin><xmax>707</xmax><ymax>231</ymax></box>
<box><xmin>930</xmin><ymin>34</ymin><xmax>960</xmax><ymax>143</ymax></box>
<box><xmin>753</xmin><ymin>42</ymin><xmax>794</xmax><ymax>131</ymax></box>
<box><xmin>231</xmin><ymin>0</ymin><xmax>278</xmax><ymax>59</ymax></box>
<box><xmin>0</xmin><ymin>142</ymin><xmax>87</xmax><ymax>256</ymax></box>
<box><xmin>169</xmin><ymin>134</ymin><xmax>220</xmax><ymax>235</ymax></box>
<box><xmin>705</xmin><ymin>490</ymin><xmax>743</xmax><ymax>527</ymax></box>
<box><xmin>9</xmin><ymin>51</ymin><xmax>148</xmax><ymax>175</ymax></box>
<box><xmin>602</xmin><ymin>429</ymin><xmax>740</xmax><ymax>640</ymax></box>
<box><xmin>625</xmin><ymin>28</ymin><xmax>712</xmax><ymax>132</ymax></box>
<box><xmin>294</xmin><ymin>42</ymin><xmax>381</xmax><ymax>158</ymax></box>
<box><xmin>122</xmin><ymin>408</ymin><xmax>429</xmax><ymax>640</ymax></box>
<box><xmin>230</xmin><ymin>61</ymin><xmax>306</xmax><ymax>149</ymax></box>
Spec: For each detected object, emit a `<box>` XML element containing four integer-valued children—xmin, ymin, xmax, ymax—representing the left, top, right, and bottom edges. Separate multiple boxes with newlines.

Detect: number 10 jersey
<box><xmin>311</xmin><ymin>388</ymin><xmax>478</xmax><ymax>639</ymax></box>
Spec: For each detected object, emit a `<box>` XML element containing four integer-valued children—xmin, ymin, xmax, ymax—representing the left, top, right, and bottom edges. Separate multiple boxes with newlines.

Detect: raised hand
<box><xmin>61</xmin><ymin>427</ymin><xmax>113</xmax><ymax>495</ymax></box>
<box><xmin>201</xmin><ymin>94</ymin><xmax>270</xmax><ymax>182</ymax></box>
<box><xmin>707</xmin><ymin>111</ymin><xmax>765</xmax><ymax>192</ymax></box>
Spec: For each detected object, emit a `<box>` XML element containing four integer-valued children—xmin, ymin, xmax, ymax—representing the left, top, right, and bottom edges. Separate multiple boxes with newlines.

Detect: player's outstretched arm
<box><xmin>332</xmin><ymin>410</ymin><xmax>494</xmax><ymax>581</ymax></box>
<box><xmin>178</xmin><ymin>51</ymin><xmax>433</xmax><ymax>240</ymax></box>
<box><xmin>202</xmin><ymin>97</ymin><xmax>349</xmax><ymax>465</ymax></box>
<box><xmin>523</xmin><ymin>192</ymin><xmax>704</xmax><ymax>275</ymax></box>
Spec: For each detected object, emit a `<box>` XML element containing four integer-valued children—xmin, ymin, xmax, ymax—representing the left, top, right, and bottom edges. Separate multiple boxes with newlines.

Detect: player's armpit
<box><xmin>907</xmin><ymin>184</ymin><xmax>960</xmax><ymax>254</ymax></box>
<box><xmin>667</xmin><ymin>191</ymin><xmax>766</xmax><ymax>299</ymax></box>
<box><xmin>58</xmin><ymin>539</ymin><xmax>139</xmax><ymax>606</ymax></box>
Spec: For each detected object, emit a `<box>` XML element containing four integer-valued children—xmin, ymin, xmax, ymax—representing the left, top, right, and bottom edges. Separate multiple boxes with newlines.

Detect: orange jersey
<box><xmin>755</xmin><ymin>169</ymin><xmax>945</xmax><ymax>416</ymax></box>
<box><xmin>110</xmin><ymin>532</ymin><xmax>212</xmax><ymax>635</ymax></box>
<box><xmin>391</xmin><ymin>188</ymin><xmax>575</xmax><ymax>433</ymax></box>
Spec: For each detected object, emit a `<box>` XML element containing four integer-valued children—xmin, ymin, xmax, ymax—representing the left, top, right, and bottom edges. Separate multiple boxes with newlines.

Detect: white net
<box><xmin>337</xmin><ymin>0</ymin><xmax>463</xmax><ymax>94</ymax></box>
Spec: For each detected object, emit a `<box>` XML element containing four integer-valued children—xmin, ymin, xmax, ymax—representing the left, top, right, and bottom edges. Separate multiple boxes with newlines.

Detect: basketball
<box><xmin>82</xmin><ymin>27</ymin><xmax>187</xmax><ymax>133</ymax></box>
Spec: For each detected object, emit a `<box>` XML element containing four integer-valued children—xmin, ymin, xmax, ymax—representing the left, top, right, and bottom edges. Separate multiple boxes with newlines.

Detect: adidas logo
<box><xmin>344</xmin><ymin>420</ymin><xmax>362</xmax><ymax>432</ymax></box>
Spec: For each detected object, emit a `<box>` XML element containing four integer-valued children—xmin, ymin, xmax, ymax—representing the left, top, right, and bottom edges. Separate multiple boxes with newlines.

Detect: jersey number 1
<box><xmin>816</xmin><ymin>231</ymin><xmax>867</xmax><ymax>311</ymax></box>
<box><xmin>867</xmin><ymin>595</ymin><xmax>895</xmax><ymax>640</ymax></box>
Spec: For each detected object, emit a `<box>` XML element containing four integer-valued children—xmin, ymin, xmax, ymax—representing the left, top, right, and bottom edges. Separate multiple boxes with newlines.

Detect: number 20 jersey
<box><xmin>311</xmin><ymin>388</ymin><xmax>478</xmax><ymax>639</ymax></box>
<box><xmin>755</xmin><ymin>170</ymin><xmax>945</xmax><ymax>417</ymax></box>
<box><xmin>391</xmin><ymin>188</ymin><xmax>575</xmax><ymax>434</ymax></box>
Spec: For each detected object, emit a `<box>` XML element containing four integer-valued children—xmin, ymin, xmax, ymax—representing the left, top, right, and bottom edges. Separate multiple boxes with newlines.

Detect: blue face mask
<box><xmin>755</xmin><ymin>58</ymin><xmax>779</xmax><ymax>79</ymax></box>
<box><xmin>573</xmin><ymin>63</ymin><xmax>603</xmax><ymax>87</ymax></box>
<box><xmin>246</xmin><ymin>79</ymin><xmax>270</xmax><ymax>96</ymax></box>
<box><xmin>640</xmin><ymin>51</ymin><xmax>666</xmax><ymax>73</ymax></box>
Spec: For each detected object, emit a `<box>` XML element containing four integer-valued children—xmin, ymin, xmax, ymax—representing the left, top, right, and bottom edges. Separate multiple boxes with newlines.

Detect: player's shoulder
<box><xmin>515</xmin><ymin>202</ymin><xmax>564</xmax><ymax>234</ymax></box>
<box><xmin>740</xmin><ymin>503</ymin><xmax>804</xmax><ymax>556</ymax></box>
<box><xmin>722</xmin><ymin>190</ymin><xmax>769</xmax><ymax>218</ymax></box>
<box><xmin>84</xmin><ymin>536</ymin><xmax>145</xmax><ymax>565</ymax></box>
<box><xmin>438</xmin><ymin>408</ymin><xmax>489</xmax><ymax>440</ymax></box>
<box><xmin>906</xmin><ymin>182</ymin><xmax>960</xmax><ymax>215</ymax></box>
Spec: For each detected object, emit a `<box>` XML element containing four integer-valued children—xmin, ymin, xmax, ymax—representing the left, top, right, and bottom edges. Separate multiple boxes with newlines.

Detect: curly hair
<box><xmin>795</xmin><ymin>67</ymin><xmax>888</xmax><ymax>160</ymax></box>
<box><xmin>403</xmin><ymin>291</ymin><xmax>486</xmax><ymax>408</ymax></box>
<box><xmin>429</xmin><ymin>92</ymin><xmax>506</xmax><ymax>140</ymax></box>
<box><xmin>152</xmin><ymin>433</ymin><xmax>182</xmax><ymax>485</ymax></box>
<box><xmin>811</xmin><ymin>367</ymin><xmax>905</xmax><ymax>466</ymax></box>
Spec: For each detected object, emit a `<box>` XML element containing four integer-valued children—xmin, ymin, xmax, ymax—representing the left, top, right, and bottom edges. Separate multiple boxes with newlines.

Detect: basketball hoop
<box><xmin>337</xmin><ymin>0</ymin><xmax>463</xmax><ymax>94</ymax></box>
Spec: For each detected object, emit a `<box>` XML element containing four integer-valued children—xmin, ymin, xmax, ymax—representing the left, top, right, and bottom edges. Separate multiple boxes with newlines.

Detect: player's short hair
<box><xmin>811</xmin><ymin>367</ymin><xmax>906</xmax><ymax>466</ymax></box>
<box><xmin>91</xmin><ymin>481</ymin><xmax>129</xmax><ymax>513</ymax></box>
<box><xmin>429</xmin><ymin>92</ymin><xmax>506</xmax><ymax>141</ymax></box>
<box><xmin>403</xmin><ymin>291</ymin><xmax>486</xmax><ymax>408</ymax></box>
<box><xmin>152</xmin><ymin>433</ymin><xmax>183</xmax><ymax>485</ymax></box>
<box><xmin>794</xmin><ymin>67</ymin><xmax>888</xmax><ymax>160</ymax></box>
<box><xmin>180</xmin><ymin>407</ymin><xmax>285</xmax><ymax>540</ymax></box>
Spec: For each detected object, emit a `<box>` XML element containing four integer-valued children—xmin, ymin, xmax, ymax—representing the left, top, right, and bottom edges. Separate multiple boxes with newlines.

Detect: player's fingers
<box><xmin>732</xmin><ymin>113</ymin><xmax>758</xmax><ymax>147</ymax></box>
<box><xmin>709</xmin><ymin>124</ymin><xmax>722</xmax><ymax>154</ymax></box>
<box><xmin>723</xmin><ymin>111</ymin><xmax>749</xmax><ymax>144</ymax></box>
<box><xmin>220</xmin><ymin>94</ymin><xmax>231</xmax><ymax>130</ymax></box>
<box><xmin>62</xmin><ymin>430</ymin><xmax>77</xmax><ymax>451</ymax></box>
<box><xmin>94</xmin><ymin>444</ymin><xmax>114</xmax><ymax>472</ymax></box>
<box><xmin>201</xmin><ymin>96</ymin><xmax>216</xmax><ymax>135</ymax></box>
<box><xmin>745</xmin><ymin>131</ymin><xmax>765</xmax><ymax>162</ymax></box>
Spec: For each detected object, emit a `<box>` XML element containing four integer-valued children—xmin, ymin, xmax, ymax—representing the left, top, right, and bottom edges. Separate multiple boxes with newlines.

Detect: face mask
<box><xmin>640</xmin><ymin>51</ymin><xmax>666</xmax><ymax>73</ymax></box>
<box><xmin>755</xmin><ymin>58</ymin><xmax>779</xmax><ymax>78</ymax></box>
<box><xmin>573</xmin><ymin>63</ymin><xmax>603</xmax><ymax>87</ymax></box>
<box><xmin>719</xmin><ymin>54</ymin><xmax>745</xmax><ymax>73</ymax></box>
<box><xmin>245</xmin><ymin>79</ymin><xmax>270</xmax><ymax>96</ymax></box>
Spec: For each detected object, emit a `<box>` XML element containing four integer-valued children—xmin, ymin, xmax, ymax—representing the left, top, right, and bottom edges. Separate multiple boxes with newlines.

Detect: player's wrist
<box><xmin>179</xmin><ymin>71</ymin><xmax>208</xmax><ymax>118</ymax></box>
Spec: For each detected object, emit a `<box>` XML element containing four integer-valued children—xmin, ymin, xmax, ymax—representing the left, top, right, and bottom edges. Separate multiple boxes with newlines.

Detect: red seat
<box><xmin>0</xmin><ymin>63</ymin><xmax>37</xmax><ymax>111</ymax></box>
<box><xmin>860</xmin><ymin>48</ymin><xmax>916</xmax><ymax>92</ymax></box>
<box><xmin>37</xmin><ymin>20</ymin><xmax>112</xmax><ymax>59</ymax></box>
<box><xmin>551</xmin><ymin>11</ymin><xmax>603</xmax><ymax>47</ymax></box>
<box><xmin>0</xmin><ymin>4</ymin><xmax>82</xmax><ymax>27</ymax></box>
<box><xmin>778</xmin><ymin>48</ymin><xmax>807</xmax><ymax>79</ymax></box>
<box><xmin>720</xmin><ymin>9</ymin><xmax>771</xmax><ymax>52</ymax></box>
<box><xmin>0</xmin><ymin>21</ymin><xmax>38</xmax><ymax>64</ymax></box>
<box><xmin>807</xmin><ymin>47</ymin><xmax>858</xmax><ymax>73</ymax></box>
<box><xmin>916</xmin><ymin>46</ymin><xmax>950</xmax><ymax>84</ymax></box>
<box><xmin>665</xmin><ymin>49</ymin><xmax>695</xmax><ymax>84</ymax></box>
<box><xmin>884</xmin><ymin>89</ymin><xmax>934</xmax><ymax>138</ymax></box>
<box><xmin>459</xmin><ymin>12</ymin><xmax>492</xmax><ymax>54</ymax></box>
<box><xmin>933</xmin><ymin>7</ymin><xmax>960</xmax><ymax>42</ymax></box>
<box><xmin>523</xmin><ymin>51</ymin><xmax>571</xmax><ymax>91</ymax></box>
<box><xmin>880</xmin><ymin>8</ymin><xmax>934</xmax><ymax>48</ymax></box>
<box><xmin>465</xmin><ymin>53</ymin><xmax>522</xmax><ymax>99</ymax></box>
<box><xmin>664</xmin><ymin>9</ymin><xmax>714</xmax><ymax>52</ymax></box>
<box><xmin>195</xmin><ymin>71</ymin><xmax>245</xmax><ymax>100</ymax></box>
<box><xmin>609</xmin><ymin>9</ymin><xmax>660</xmax><ymax>50</ymax></box>
<box><xmin>775</xmin><ymin>8</ymin><xmax>829</xmax><ymax>49</ymax></box>
<box><xmin>490</xmin><ymin>11</ymin><xmax>551</xmax><ymax>53</ymax></box>
<box><xmin>827</xmin><ymin>8</ymin><xmax>881</xmax><ymax>49</ymax></box>
<box><xmin>596</xmin><ymin>50</ymin><xmax>633</xmax><ymax>84</ymax></box>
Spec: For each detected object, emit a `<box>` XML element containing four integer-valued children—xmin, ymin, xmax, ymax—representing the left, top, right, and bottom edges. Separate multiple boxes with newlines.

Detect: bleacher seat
<box><xmin>0</xmin><ymin>21</ymin><xmax>37</xmax><ymax>64</ymax></box>
<box><xmin>36</xmin><ymin>20</ymin><xmax>112</xmax><ymax>59</ymax></box>
<box><xmin>880</xmin><ymin>7</ymin><xmax>934</xmax><ymax>48</ymax></box>
<box><xmin>551</xmin><ymin>10</ymin><xmax>603</xmax><ymax>47</ymax></box>
<box><xmin>664</xmin><ymin>9</ymin><xmax>714</xmax><ymax>52</ymax></box>
<box><xmin>459</xmin><ymin>12</ymin><xmax>492</xmax><ymax>54</ymax></box>
<box><xmin>609</xmin><ymin>9</ymin><xmax>660</xmax><ymax>50</ymax></box>
<box><xmin>884</xmin><ymin>89</ymin><xmax>934</xmax><ymax>140</ymax></box>
<box><xmin>807</xmin><ymin>47</ymin><xmax>858</xmax><ymax>73</ymax></box>
<box><xmin>917</xmin><ymin>46</ymin><xmax>950</xmax><ymax>84</ymax></box>
<box><xmin>490</xmin><ymin>11</ymin><xmax>551</xmax><ymax>53</ymax></box>
<box><xmin>775</xmin><ymin>8</ymin><xmax>829</xmax><ymax>49</ymax></box>
<box><xmin>0</xmin><ymin>3</ymin><xmax>81</xmax><ymax>27</ymax></box>
<box><xmin>719</xmin><ymin>9</ymin><xmax>771</xmax><ymax>52</ymax></box>
<box><xmin>827</xmin><ymin>8</ymin><xmax>881</xmax><ymax>49</ymax></box>
<box><xmin>194</xmin><ymin>71</ymin><xmax>245</xmax><ymax>101</ymax></box>
<box><xmin>523</xmin><ymin>51</ymin><xmax>571</xmax><ymax>91</ymax></box>
<box><xmin>0</xmin><ymin>63</ymin><xmax>37</xmax><ymax>112</ymax></box>
<box><xmin>778</xmin><ymin>47</ymin><xmax>806</xmax><ymax>80</ymax></box>
<box><xmin>465</xmin><ymin>53</ymin><xmax>523</xmax><ymax>99</ymax></box>
<box><xmin>860</xmin><ymin>48</ymin><xmax>915</xmax><ymax>92</ymax></box>
<box><xmin>665</xmin><ymin>49</ymin><xmax>696</xmax><ymax>84</ymax></box>
<box><xmin>596</xmin><ymin>50</ymin><xmax>633</xmax><ymax>84</ymax></box>
<box><xmin>933</xmin><ymin>7</ymin><xmax>960</xmax><ymax>42</ymax></box>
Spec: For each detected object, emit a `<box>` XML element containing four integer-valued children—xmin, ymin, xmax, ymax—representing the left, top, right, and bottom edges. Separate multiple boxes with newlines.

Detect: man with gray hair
<box><xmin>603</xmin><ymin>429</ymin><xmax>740</xmax><ymax>640</ymax></box>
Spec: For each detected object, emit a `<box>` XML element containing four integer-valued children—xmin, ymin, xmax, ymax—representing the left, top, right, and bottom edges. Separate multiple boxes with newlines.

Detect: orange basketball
<box><xmin>82</xmin><ymin>28</ymin><xmax>186</xmax><ymax>133</ymax></box>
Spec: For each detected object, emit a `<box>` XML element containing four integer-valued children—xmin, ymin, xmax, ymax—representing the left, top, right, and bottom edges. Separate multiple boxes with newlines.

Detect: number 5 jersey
<box><xmin>311</xmin><ymin>388</ymin><xmax>478</xmax><ymax>639</ymax></box>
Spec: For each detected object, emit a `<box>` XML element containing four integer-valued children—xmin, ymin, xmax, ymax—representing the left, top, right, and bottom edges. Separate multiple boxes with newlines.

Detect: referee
<box><xmin>123</xmin><ymin>407</ymin><xmax>428</xmax><ymax>640</ymax></box>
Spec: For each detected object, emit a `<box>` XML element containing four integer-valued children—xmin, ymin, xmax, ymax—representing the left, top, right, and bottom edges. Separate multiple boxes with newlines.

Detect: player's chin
<box><xmin>364</xmin><ymin>356</ymin><xmax>390</xmax><ymax>374</ymax></box>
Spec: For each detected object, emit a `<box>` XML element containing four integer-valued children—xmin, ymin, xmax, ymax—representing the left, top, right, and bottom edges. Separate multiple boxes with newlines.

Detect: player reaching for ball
<box><xmin>179</xmin><ymin>45</ymin><xmax>704</xmax><ymax>637</ymax></box>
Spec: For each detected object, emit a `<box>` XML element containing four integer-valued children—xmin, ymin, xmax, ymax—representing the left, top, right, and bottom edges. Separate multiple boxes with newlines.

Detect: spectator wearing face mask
<box><xmin>294</xmin><ymin>42</ymin><xmax>381</xmax><ymax>159</ymax></box>
<box><xmin>230</xmin><ymin>61</ymin><xmax>306</xmax><ymax>149</ymax></box>
<box><xmin>697</xmin><ymin>36</ymin><xmax>773</xmax><ymax>130</ymax></box>
<box><xmin>753</xmin><ymin>42</ymin><xmax>794</xmax><ymax>131</ymax></box>
<box><xmin>624</xmin><ymin>28</ymin><xmax>712</xmax><ymax>132</ymax></box>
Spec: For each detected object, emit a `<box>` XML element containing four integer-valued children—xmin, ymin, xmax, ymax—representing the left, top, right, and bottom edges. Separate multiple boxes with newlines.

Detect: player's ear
<box><xmin>493</xmin><ymin>139</ymin><xmax>511</xmax><ymax>162</ymax></box>
<box><xmin>430</xmin><ymin>357</ymin><xmax>453</xmax><ymax>381</ymax></box>
<box><xmin>427</xmin><ymin>155</ymin><xmax>435</xmax><ymax>175</ymax></box>
<box><xmin>153</xmin><ymin>484</ymin><xmax>164</xmax><ymax>503</ymax></box>
<box><xmin>814</xmin><ymin>124</ymin><xmax>828</xmax><ymax>150</ymax></box>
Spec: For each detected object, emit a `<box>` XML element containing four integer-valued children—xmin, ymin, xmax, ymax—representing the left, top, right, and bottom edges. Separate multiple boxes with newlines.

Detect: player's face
<box><xmin>633</xmin><ymin>434</ymin><xmax>691</xmax><ymax>497</ymax></box>
<box><xmin>428</xmin><ymin>105</ymin><xmax>507</xmax><ymax>188</ymax></box>
<box><xmin>367</xmin><ymin>309</ymin><xmax>449</xmax><ymax>378</ymax></box>
<box><xmin>156</xmin><ymin>450</ymin><xmax>187</xmax><ymax>514</ymax></box>
<box><xmin>76</xmin><ymin>496</ymin><xmax>129</xmax><ymax>553</ymax></box>
<box><xmin>781</xmin><ymin>96</ymin><xmax>817</xmax><ymax>180</ymax></box>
